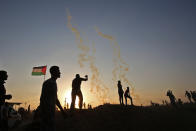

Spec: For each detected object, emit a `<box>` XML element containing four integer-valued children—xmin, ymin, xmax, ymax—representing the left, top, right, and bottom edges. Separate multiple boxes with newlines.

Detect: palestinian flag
<box><xmin>32</xmin><ymin>66</ymin><xmax>47</xmax><ymax>76</ymax></box>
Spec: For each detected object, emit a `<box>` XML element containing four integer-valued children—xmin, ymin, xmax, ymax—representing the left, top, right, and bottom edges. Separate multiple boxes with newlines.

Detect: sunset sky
<box><xmin>0</xmin><ymin>0</ymin><xmax>196</xmax><ymax>109</ymax></box>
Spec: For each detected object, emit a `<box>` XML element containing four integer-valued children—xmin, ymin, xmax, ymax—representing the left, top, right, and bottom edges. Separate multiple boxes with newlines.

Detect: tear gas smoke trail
<box><xmin>95</xmin><ymin>27</ymin><xmax>140</xmax><ymax>103</ymax></box>
<box><xmin>89</xmin><ymin>43</ymin><xmax>109</xmax><ymax>103</ymax></box>
<box><xmin>67</xmin><ymin>10</ymin><xmax>89</xmax><ymax>68</ymax></box>
<box><xmin>66</xmin><ymin>10</ymin><xmax>109</xmax><ymax>104</ymax></box>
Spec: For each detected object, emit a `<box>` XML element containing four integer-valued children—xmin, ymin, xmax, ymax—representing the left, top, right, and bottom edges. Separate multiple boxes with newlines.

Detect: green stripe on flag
<box><xmin>32</xmin><ymin>72</ymin><xmax>44</xmax><ymax>76</ymax></box>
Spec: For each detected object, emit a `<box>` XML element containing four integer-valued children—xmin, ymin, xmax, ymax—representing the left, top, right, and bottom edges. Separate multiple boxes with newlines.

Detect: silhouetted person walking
<box><xmin>71</xmin><ymin>74</ymin><xmax>88</xmax><ymax>110</ymax></box>
<box><xmin>40</xmin><ymin>66</ymin><xmax>67</xmax><ymax>131</ymax></box>
<box><xmin>117</xmin><ymin>81</ymin><xmax>124</xmax><ymax>105</ymax></box>
<box><xmin>124</xmin><ymin>87</ymin><xmax>133</xmax><ymax>106</ymax></box>
<box><xmin>0</xmin><ymin>70</ymin><xmax>12</xmax><ymax>131</ymax></box>
<box><xmin>166</xmin><ymin>90</ymin><xmax>176</xmax><ymax>106</ymax></box>
<box><xmin>185</xmin><ymin>91</ymin><xmax>192</xmax><ymax>103</ymax></box>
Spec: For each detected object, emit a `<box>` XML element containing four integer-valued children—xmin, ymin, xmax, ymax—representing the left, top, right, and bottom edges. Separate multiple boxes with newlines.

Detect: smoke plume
<box><xmin>66</xmin><ymin>10</ymin><xmax>109</xmax><ymax>104</ymax></box>
<box><xmin>95</xmin><ymin>27</ymin><xmax>140</xmax><ymax>102</ymax></box>
<box><xmin>67</xmin><ymin>10</ymin><xmax>89</xmax><ymax>68</ymax></box>
<box><xmin>66</xmin><ymin>10</ymin><xmax>139</xmax><ymax>104</ymax></box>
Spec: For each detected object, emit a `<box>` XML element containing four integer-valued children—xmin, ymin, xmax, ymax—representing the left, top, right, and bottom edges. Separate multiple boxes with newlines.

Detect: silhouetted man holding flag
<box><xmin>71</xmin><ymin>74</ymin><xmax>88</xmax><ymax>110</ymax></box>
<box><xmin>40</xmin><ymin>66</ymin><xmax>67</xmax><ymax>131</ymax></box>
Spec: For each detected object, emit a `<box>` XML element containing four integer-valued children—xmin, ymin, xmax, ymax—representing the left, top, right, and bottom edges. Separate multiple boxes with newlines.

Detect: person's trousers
<box><xmin>71</xmin><ymin>89</ymin><xmax>83</xmax><ymax>109</ymax></box>
<box><xmin>125</xmin><ymin>96</ymin><xmax>133</xmax><ymax>106</ymax></box>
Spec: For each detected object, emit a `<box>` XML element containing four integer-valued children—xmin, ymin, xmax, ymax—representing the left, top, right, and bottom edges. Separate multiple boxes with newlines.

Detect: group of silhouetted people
<box><xmin>83</xmin><ymin>102</ymin><xmax>92</xmax><ymax>109</ymax></box>
<box><xmin>39</xmin><ymin>66</ymin><xmax>89</xmax><ymax>131</ymax></box>
<box><xmin>166</xmin><ymin>90</ymin><xmax>196</xmax><ymax>106</ymax></box>
<box><xmin>117</xmin><ymin>80</ymin><xmax>133</xmax><ymax>106</ymax></box>
<box><xmin>0</xmin><ymin>66</ymin><xmax>90</xmax><ymax>131</ymax></box>
<box><xmin>3</xmin><ymin>65</ymin><xmax>195</xmax><ymax>131</ymax></box>
<box><xmin>1</xmin><ymin>66</ymin><xmax>136</xmax><ymax>131</ymax></box>
<box><xmin>1</xmin><ymin>67</ymin><xmax>135</xmax><ymax>131</ymax></box>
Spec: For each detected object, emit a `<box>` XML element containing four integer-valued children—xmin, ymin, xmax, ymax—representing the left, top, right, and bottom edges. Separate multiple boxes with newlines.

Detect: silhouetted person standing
<box><xmin>185</xmin><ymin>91</ymin><xmax>192</xmax><ymax>103</ymax></box>
<box><xmin>71</xmin><ymin>74</ymin><xmax>88</xmax><ymax>110</ymax></box>
<box><xmin>40</xmin><ymin>66</ymin><xmax>67</xmax><ymax>131</ymax></box>
<box><xmin>124</xmin><ymin>87</ymin><xmax>133</xmax><ymax>106</ymax></box>
<box><xmin>117</xmin><ymin>81</ymin><xmax>124</xmax><ymax>105</ymax></box>
<box><xmin>166</xmin><ymin>90</ymin><xmax>176</xmax><ymax>106</ymax></box>
<box><xmin>0</xmin><ymin>70</ymin><xmax>12</xmax><ymax>131</ymax></box>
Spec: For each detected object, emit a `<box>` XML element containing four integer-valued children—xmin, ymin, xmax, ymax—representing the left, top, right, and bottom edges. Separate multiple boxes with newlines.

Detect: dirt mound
<box><xmin>12</xmin><ymin>104</ymin><xmax>196</xmax><ymax>131</ymax></box>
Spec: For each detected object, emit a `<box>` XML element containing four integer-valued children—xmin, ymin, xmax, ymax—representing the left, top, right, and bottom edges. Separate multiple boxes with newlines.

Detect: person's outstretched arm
<box><xmin>4</xmin><ymin>94</ymin><xmax>12</xmax><ymax>100</ymax></box>
<box><xmin>0</xmin><ymin>94</ymin><xmax>12</xmax><ymax>100</ymax></box>
<box><xmin>81</xmin><ymin>75</ymin><xmax>88</xmax><ymax>81</ymax></box>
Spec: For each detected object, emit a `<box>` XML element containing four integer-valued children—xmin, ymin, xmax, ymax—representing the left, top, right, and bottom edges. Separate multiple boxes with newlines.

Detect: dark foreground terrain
<box><xmin>12</xmin><ymin>104</ymin><xmax>196</xmax><ymax>131</ymax></box>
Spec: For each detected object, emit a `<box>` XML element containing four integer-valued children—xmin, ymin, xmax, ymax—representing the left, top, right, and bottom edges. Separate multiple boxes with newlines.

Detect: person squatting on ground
<box><xmin>124</xmin><ymin>87</ymin><xmax>133</xmax><ymax>106</ymax></box>
<box><xmin>0</xmin><ymin>70</ymin><xmax>12</xmax><ymax>131</ymax></box>
<box><xmin>70</xmin><ymin>74</ymin><xmax>88</xmax><ymax>110</ymax></box>
<box><xmin>117</xmin><ymin>81</ymin><xmax>124</xmax><ymax>105</ymax></box>
<box><xmin>40</xmin><ymin>66</ymin><xmax>67</xmax><ymax>131</ymax></box>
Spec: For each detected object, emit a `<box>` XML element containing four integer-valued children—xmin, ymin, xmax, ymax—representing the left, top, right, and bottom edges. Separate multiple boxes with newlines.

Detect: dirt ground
<box><xmin>11</xmin><ymin>104</ymin><xmax>196</xmax><ymax>131</ymax></box>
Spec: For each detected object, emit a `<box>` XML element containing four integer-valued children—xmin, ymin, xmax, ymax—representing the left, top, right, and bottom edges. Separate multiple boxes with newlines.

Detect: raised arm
<box><xmin>4</xmin><ymin>94</ymin><xmax>12</xmax><ymax>100</ymax></box>
<box><xmin>80</xmin><ymin>75</ymin><xmax>88</xmax><ymax>81</ymax></box>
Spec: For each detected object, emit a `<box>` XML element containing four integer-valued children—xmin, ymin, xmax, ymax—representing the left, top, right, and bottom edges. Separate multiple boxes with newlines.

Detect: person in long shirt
<box><xmin>70</xmin><ymin>74</ymin><xmax>88</xmax><ymax>110</ymax></box>
<box><xmin>40</xmin><ymin>66</ymin><xmax>67</xmax><ymax>131</ymax></box>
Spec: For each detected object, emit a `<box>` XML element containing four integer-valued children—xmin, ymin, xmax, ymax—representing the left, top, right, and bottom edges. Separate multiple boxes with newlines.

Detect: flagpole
<box><xmin>44</xmin><ymin>74</ymin><xmax>45</xmax><ymax>81</ymax></box>
<box><xmin>43</xmin><ymin>65</ymin><xmax>47</xmax><ymax>81</ymax></box>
